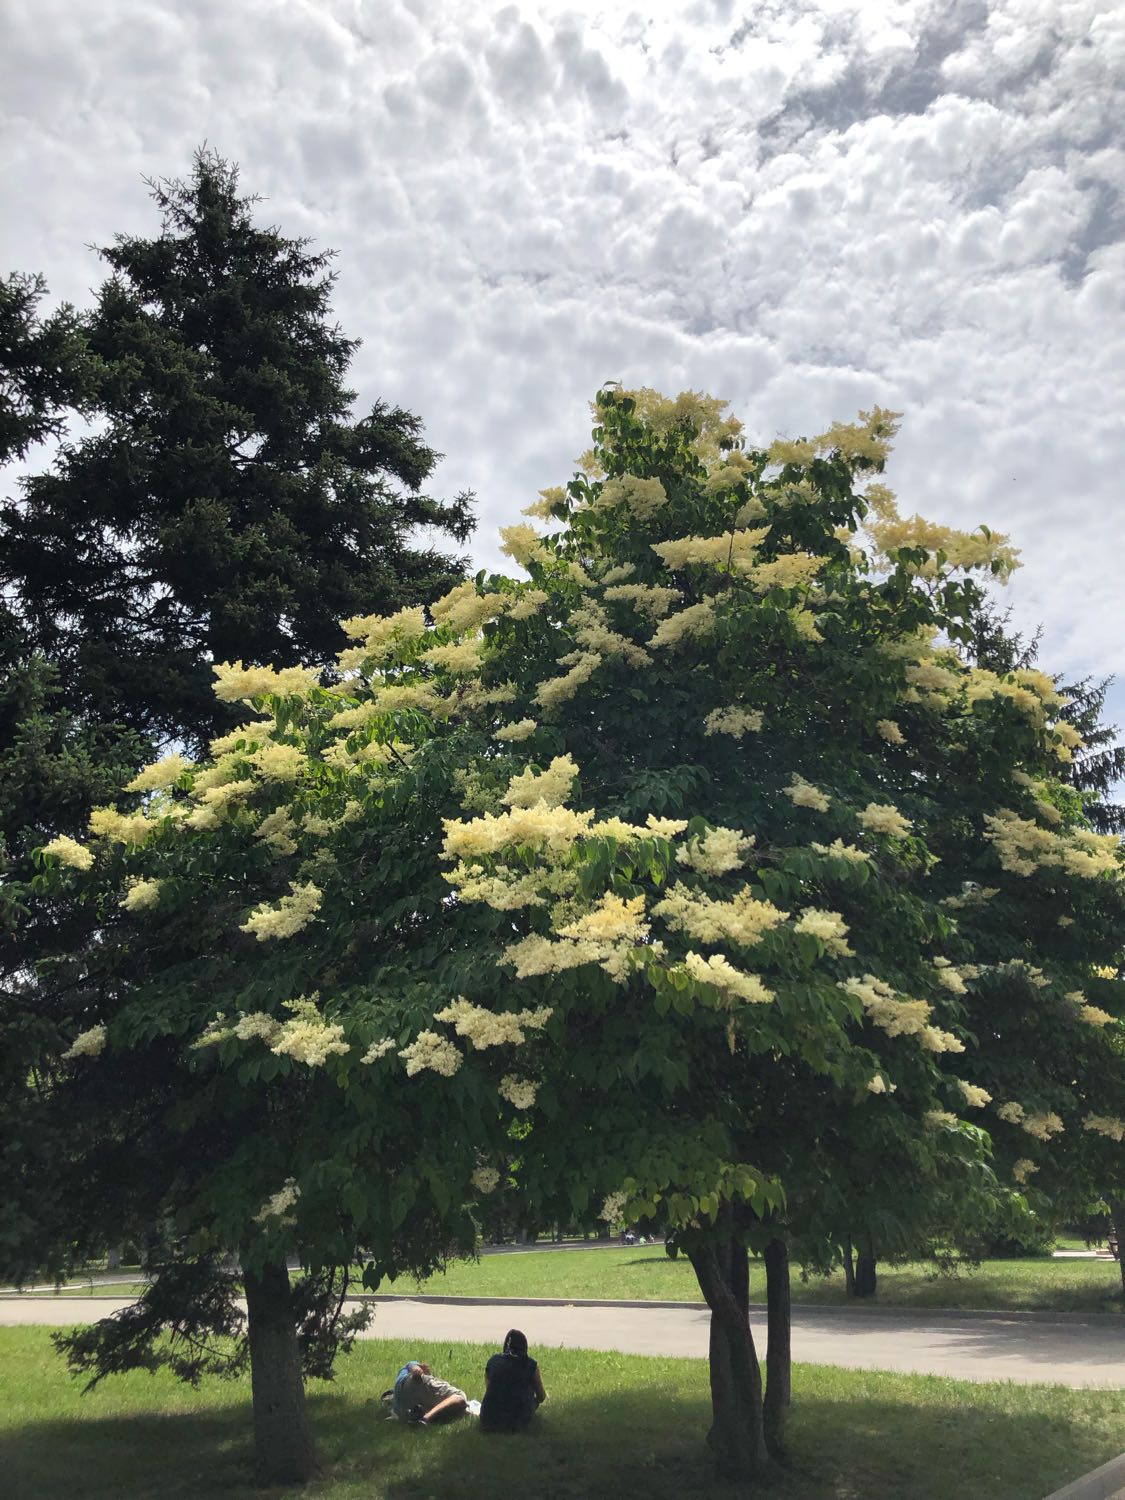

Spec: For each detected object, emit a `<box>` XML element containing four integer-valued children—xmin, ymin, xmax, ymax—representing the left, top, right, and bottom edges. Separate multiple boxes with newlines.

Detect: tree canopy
<box><xmin>35</xmin><ymin>385</ymin><xmax>1124</xmax><ymax>1483</ymax></box>
<box><xmin>0</xmin><ymin>149</ymin><xmax>473</xmax><ymax>745</ymax></box>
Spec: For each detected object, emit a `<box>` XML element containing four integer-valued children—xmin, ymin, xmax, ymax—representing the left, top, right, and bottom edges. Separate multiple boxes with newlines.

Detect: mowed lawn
<box><xmin>12</xmin><ymin>1247</ymin><xmax>1121</xmax><ymax>1314</ymax></box>
<box><xmin>2</xmin><ymin>1327</ymin><xmax>1122</xmax><ymax>1500</ymax></box>
<box><xmin>401</xmin><ymin>1244</ymin><xmax>1124</xmax><ymax>1314</ymax></box>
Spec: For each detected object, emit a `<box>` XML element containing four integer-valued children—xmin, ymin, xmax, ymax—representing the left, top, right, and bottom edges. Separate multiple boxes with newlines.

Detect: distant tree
<box><xmin>967</xmin><ymin>603</ymin><xmax>1124</xmax><ymax>833</ymax></box>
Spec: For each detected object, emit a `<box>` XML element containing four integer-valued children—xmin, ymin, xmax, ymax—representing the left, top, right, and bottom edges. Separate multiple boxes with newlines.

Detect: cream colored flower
<box><xmin>647</xmin><ymin>599</ymin><xmax>718</xmax><ymax>649</ymax></box>
<box><xmin>793</xmin><ymin>908</ymin><xmax>853</xmax><ymax>956</ymax></box>
<box><xmin>954</xmin><ymin>1080</ymin><xmax>992</xmax><ymax>1109</ymax></box>
<box><xmin>121</xmin><ymin>877</ymin><xmax>162</xmax><ymax>912</ymax></box>
<box><xmin>704</xmin><ymin>706</ymin><xmax>764</xmax><ymax>739</ymax></box>
<box><xmin>494</xmin><ymin>719</ymin><xmax>538</xmax><ymax>743</ymax></box>
<box><xmin>471</xmin><ymin>1166</ymin><xmax>501</xmax><ymax>1194</ymax></box>
<box><xmin>683</xmin><ymin>951</ymin><xmax>773</xmax><ymax>1004</ymax></box>
<box><xmin>501</xmin><ymin>755</ymin><xmax>579</xmax><ymax>810</ymax></box>
<box><xmin>857</xmin><ymin>803</ymin><xmax>912</xmax><ymax>838</ymax></box>
<box><xmin>212</xmin><ymin>661</ymin><xmax>320</xmax><ymax>703</ymax></box>
<box><xmin>240</xmin><ymin>882</ymin><xmax>322</xmax><ymax>941</ymax></box>
<box><xmin>254</xmin><ymin>1177</ymin><xmax>300</xmax><ymax>1223</ymax></box>
<box><xmin>42</xmin><ymin>835</ymin><xmax>94</xmax><ymax>870</ymax></box>
<box><xmin>811</xmin><ymin>839</ymin><xmax>870</xmax><ymax>864</ymax></box>
<box><xmin>126</xmin><ymin>753</ymin><xmax>194</xmax><ymax>793</ymax></box>
<box><xmin>784</xmin><ymin>776</ymin><xmax>830</xmax><ymax>813</ymax></box>
<box><xmin>361</xmin><ymin>1038</ymin><xmax>396</xmax><ymax>1064</ymax></box>
<box><xmin>89</xmin><ymin>806</ymin><xmax>152</xmax><ymax>846</ymax></box>
<box><xmin>62</xmin><ymin>1024</ymin><xmax>107</xmax><ymax>1060</ymax></box>
<box><xmin>676</xmin><ymin>826</ymin><xmax>756</xmax><ymax>877</ymax></box>
<box><xmin>399</xmin><ymin>1030</ymin><xmax>462</xmax><ymax>1078</ymax></box>
<box><xmin>498</xmin><ymin>1076</ymin><xmax>538</xmax><ymax>1109</ymax></box>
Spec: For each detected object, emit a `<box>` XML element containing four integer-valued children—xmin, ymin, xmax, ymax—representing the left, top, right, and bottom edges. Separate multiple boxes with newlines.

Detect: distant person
<box><xmin>480</xmin><ymin>1329</ymin><xmax>546</xmax><ymax>1433</ymax></box>
<box><xmin>390</xmin><ymin>1360</ymin><xmax>468</xmax><ymax>1425</ymax></box>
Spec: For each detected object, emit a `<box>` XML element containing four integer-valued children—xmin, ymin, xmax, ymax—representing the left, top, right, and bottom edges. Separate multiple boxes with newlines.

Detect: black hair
<box><xmin>502</xmin><ymin>1328</ymin><xmax>528</xmax><ymax>1357</ymax></box>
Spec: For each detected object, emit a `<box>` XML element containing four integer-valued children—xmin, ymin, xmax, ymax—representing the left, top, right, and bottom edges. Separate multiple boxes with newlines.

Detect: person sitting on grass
<box><xmin>479</xmin><ymin>1329</ymin><xmax>547</xmax><ymax>1434</ymax></box>
<box><xmin>390</xmin><ymin>1360</ymin><xmax>468</xmax><ymax>1425</ymax></box>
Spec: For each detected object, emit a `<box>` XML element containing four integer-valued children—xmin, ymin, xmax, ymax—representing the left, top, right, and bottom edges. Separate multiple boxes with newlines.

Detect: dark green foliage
<box><xmin>0</xmin><ymin>149</ymin><xmax>473</xmax><ymax>745</ymax></box>
<box><xmin>968</xmin><ymin>602</ymin><xmax>1124</xmax><ymax>833</ymax></box>
<box><xmin>0</xmin><ymin>271</ymin><xmax>97</xmax><ymax>462</ymax></box>
<box><xmin>0</xmin><ymin>647</ymin><xmax>144</xmax><ymax>1280</ymax></box>
<box><xmin>53</xmin><ymin>1257</ymin><xmax>249</xmax><ymax>1389</ymax></box>
<box><xmin>52</xmin><ymin>1257</ymin><xmax>371</xmax><ymax>1391</ymax></box>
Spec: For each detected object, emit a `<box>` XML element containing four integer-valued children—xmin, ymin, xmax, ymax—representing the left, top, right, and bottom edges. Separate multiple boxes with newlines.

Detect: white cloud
<box><xmin>2</xmin><ymin>0</ymin><xmax>1123</xmax><ymax>723</ymax></box>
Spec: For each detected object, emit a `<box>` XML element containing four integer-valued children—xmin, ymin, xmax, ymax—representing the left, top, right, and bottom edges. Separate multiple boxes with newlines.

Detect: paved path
<box><xmin>3</xmin><ymin>1295</ymin><xmax>1121</xmax><ymax>1388</ymax></box>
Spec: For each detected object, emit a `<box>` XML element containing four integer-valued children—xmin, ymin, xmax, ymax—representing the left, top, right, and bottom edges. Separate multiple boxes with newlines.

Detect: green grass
<box><xmin>8</xmin><ymin>1247</ymin><xmax>1120</xmax><ymax>1315</ymax></box>
<box><xmin>1</xmin><ymin>1326</ymin><xmax>1121</xmax><ymax>1500</ymax></box>
<box><xmin>400</xmin><ymin>1245</ymin><xmax>1124</xmax><ymax>1313</ymax></box>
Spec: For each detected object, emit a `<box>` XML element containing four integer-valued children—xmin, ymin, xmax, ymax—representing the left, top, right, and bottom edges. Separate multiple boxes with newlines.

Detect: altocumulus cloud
<box><xmin>2</xmin><ymin>0</ymin><xmax>1123</xmax><ymax>713</ymax></box>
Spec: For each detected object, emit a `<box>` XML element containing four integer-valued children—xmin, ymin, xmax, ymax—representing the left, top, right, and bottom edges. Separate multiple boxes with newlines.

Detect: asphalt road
<box><xmin>2</xmin><ymin>1295</ymin><xmax>1121</xmax><ymax>1387</ymax></box>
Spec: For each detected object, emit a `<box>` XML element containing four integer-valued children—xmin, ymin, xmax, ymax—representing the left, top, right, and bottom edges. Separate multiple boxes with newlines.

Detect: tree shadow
<box><xmin>3</xmin><ymin>1375</ymin><xmax>1119</xmax><ymax>1500</ymax></box>
<box><xmin>619</xmin><ymin>1256</ymin><xmax>691</xmax><ymax>1271</ymax></box>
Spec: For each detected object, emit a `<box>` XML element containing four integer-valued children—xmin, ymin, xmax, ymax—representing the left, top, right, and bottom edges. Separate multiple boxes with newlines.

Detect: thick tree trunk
<box><xmin>1109</xmin><ymin>1197</ymin><xmax>1125</xmax><ymax>1298</ymax></box>
<box><xmin>243</xmin><ymin>1259</ymin><xmax>321</xmax><ymax>1484</ymax></box>
<box><xmin>763</xmin><ymin>1237</ymin><xmax>791</xmax><ymax>1460</ymax></box>
<box><xmin>854</xmin><ymin>1251</ymin><xmax>878</xmax><ymax>1298</ymax></box>
<box><xmin>106</xmin><ymin>1245</ymin><xmax>121</xmax><ymax>1271</ymax></box>
<box><xmin>689</xmin><ymin>1230</ymin><xmax>770</xmax><ymax>1480</ymax></box>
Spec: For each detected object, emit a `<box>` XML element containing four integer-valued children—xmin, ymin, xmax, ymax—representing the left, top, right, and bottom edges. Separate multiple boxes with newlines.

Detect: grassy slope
<box><xmin>2</xmin><ymin>1328</ymin><xmax>1121</xmax><ymax>1500</ymax></box>
<box><xmin>402</xmin><ymin>1246</ymin><xmax>1123</xmax><ymax>1313</ymax></box>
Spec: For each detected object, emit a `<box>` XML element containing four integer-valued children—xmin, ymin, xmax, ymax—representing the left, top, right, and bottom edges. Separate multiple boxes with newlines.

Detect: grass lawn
<box><xmin>9</xmin><ymin>1248</ymin><xmax>1120</xmax><ymax>1315</ymax></box>
<box><xmin>2</xmin><ymin>1327</ymin><xmax>1121</xmax><ymax>1500</ymax></box>
<box><xmin>402</xmin><ymin>1245</ymin><xmax>1123</xmax><ymax>1314</ymax></box>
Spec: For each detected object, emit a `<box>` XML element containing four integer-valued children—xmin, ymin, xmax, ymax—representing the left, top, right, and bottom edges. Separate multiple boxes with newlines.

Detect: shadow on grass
<box><xmin>4</xmin><ymin>1374</ymin><xmax>1121</xmax><ymax>1500</ymax></box>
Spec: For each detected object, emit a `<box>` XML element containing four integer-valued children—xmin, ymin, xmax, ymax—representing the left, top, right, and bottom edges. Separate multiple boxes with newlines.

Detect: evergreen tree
<box><xmin>0</xmin><ymin>271</ymin><xmax>97</xmax><ymax>463</ymax></box>
<box><xmin>0</xmin><ymin>151</ymin><xmax>474</xmax><ymax>1345</ymax></box>
<box><xmin>968</xmin><ymin>603</ymin><xmax>1124</xmax><ymax>832</ymax></box>
<box><xmin>0</xmin><ymin>149</ymin><xmax>472</xmax><ymax>745</ymax></box>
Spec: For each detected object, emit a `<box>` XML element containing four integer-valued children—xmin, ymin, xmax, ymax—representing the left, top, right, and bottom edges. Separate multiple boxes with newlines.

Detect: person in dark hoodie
<box><xmin>479</xmin><ymin>1329</ymin><xmax>547</xmax><ymax>1433</ymax></box>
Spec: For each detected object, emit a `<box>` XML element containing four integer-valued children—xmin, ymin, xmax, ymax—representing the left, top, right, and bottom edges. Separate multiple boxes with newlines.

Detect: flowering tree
<box><xmin>411</xmin><ymin>388</ymin><xmax>1123</xmax><ymax>1472</ymax></box>
<box><xmin>32</xmin><ymin>663</ymin><xmax>514</xmax><ymax>1482</ymax></box>
<box><xmin>38</xmin><ymin>387</ymin><xmax>1124</xmax><ymax>1484</ymax></box>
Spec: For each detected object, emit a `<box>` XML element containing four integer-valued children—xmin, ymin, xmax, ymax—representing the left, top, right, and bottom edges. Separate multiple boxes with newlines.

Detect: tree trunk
<box><xmin>842</xmin><ymin>1236</ymin><xmax>855</xmax><ymax>1295</ymax></box>
<box><xmin>854</xmin><ymin>1251</ymin><xmax>877</xmax><ymax>1298</ymax></box>
<box><xmin>688</xmin><ymin>1229</ymin><xmax>770</xmax><ymax>1480</ymax></box>
<box><xmin>106</xmin><ymin>1245</ymin><xmax>121</xmax><ymax>1271</ymax></box>
<box><xmin>763</xmin><ymin>1237</ymin><xmax>791</xmax><ymax>1460</ymax></box>
<box><xmin>243</xmin><ymin>1259</ymin><xmax>321</xmax><ymax>1484</ymax></box>
<box><xmin>1109</xmin><ymin>1197</ymin><xmax>1125</xmax><ymax>1298</ymax></box>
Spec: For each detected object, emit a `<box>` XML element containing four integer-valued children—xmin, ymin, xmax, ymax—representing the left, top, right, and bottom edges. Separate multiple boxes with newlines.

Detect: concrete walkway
<box><xmin>3</xmin><ymin>1295</ymin><xmax>1121</xmax><ymax>1388</ymax></box>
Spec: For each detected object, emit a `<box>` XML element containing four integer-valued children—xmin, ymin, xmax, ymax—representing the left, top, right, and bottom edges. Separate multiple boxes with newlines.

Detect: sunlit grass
<box><xmin>400</xmin><ymin>1245</ymin><xmax>1123</xmax><ymax>1314</ymax></box>
<box><xmin>2</xmin><ymin>1326</ymin><xmax>1121</xmax><ymax>1499</ymax></box>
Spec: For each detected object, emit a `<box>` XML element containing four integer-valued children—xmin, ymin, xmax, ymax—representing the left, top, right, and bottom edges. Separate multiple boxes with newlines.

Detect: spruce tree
<box><xmin>0</xmin><ymin>149</ymin><xmax>472</xmax><ymax>745</ymax></box>
<box><xmin>0</xmin><ymin>151</ymin><xmax>473</xmax><ymax>1323</ymax></box>
<box><xmin>0</xmin><ymin>271</ymin><xmax>97</xmax><ymax>462</ymax></box>
<box><xmin>968</xmin><ymin>604</ymin><xmax>1123</xmax><ymax>832</ymax></box>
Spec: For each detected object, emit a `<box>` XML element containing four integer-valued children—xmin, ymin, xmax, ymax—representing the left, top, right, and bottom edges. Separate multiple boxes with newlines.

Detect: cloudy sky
<box><xmin>3</xmin><ymin>0</ymin><xmax>1123</xmax><ymax>717</ymax></box>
